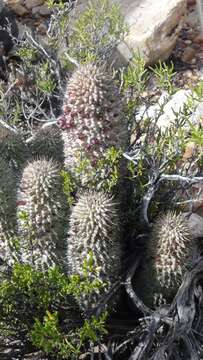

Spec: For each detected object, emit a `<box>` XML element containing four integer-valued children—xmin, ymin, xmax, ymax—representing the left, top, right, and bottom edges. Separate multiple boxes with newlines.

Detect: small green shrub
<box><xmin>31</xmin><ymin>311</ymin><xmax>108</xmax><ymax>358</ymax></box>
<box><xmin>150</xmin><ymin>60</ymin><xmax>176</xmax><ymax>95</ymax></box>
<box><xmin>0</xmin><ymin>258</ymin><xmax>108</xmax><ymax>359</ymax></box>
<box><xmin>68</xmin><ymin>0</ymin><xmax>128</xmax><ymax>63</ymax></box>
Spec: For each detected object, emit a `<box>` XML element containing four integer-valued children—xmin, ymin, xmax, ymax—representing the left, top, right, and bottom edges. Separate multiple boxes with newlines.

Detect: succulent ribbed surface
<box><xmin>30</xmin><ymin>125</ymin><xmax>64</xmax><ymax>166</ymax></box>
<box><xmin>149</xmin><ymin>211</ymin><xmax>192</xmax><ymax>304</ymax></box>
<box><xmin>0</xmin><ymin>127</ymin><xmax>29</xmax><ymax>172</ymax></box>
<box><xmin>67</xmin><ymin>191</ymin><xmax>121</xmax><ymax>311</ymax></box>
<box><xmin>58</xmin><ymin>63</ymin><xmax>128</xmax><ymax>175</ymax></box>
<box><xmin>17</xmin><ymin>158</ymin><xmax>68</xmax><ymax>270</ymax></box>
<box><xmin>0</xmin><ymin>157</ymin><xmax>18</xmax><ymax>265</ymax></box>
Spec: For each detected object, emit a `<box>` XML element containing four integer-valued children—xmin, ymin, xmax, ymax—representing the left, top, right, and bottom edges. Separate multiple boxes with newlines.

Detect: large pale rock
<box><xmin>156</xmin><ymin>89</ymin><xmax>192</xmax><ymax>131</ymax></box>
<box><xmin>135</xmin><ymin>88</ymin><xmax>203</xmax><ymax>133</ymax></box>
<box><xmin>113</xmin><ymin>0</ymin><xmax>186</xmax><ymax>66</ymax></box>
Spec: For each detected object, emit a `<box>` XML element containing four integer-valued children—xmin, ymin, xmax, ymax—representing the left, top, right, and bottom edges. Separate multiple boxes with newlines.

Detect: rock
<box><xmin>193</xmin><ymin>34</ymin><xmax>203</xmax><ymax>44</ymax></box>
<box><xmin>111</xmin><ymin>0</ymin><xmax>186</xmax><ymax>66</ymax></box>
<box><xmin>190</xmin><ymin>102</ymin><xmax>203</xmax><ymax>125</ymax></box>
<box><xmin>187</xmin><ymin>213</ymin><xmax>203</xmax><ymax>239</ymax></box>
<box><xmin>135</xmin><ymin>91</ymin><xmax>169</xmax><ymax>123</ymax></box>
<box><xmin>6</xmin><ymin>0</ymin><xmax>29</xmax><ymax>15</ymax></box>
<box><xmin>25</xmin><ymin>0</ymin><xmax>44</xmax><ymax>10</ymax></box>
<box><xmin>11</xmin><ymin>4</ymin><xmax>28</xmax><ymax>16</ymax></box>
<box><xmin>184</xmin><ymin>39</ymin><xmax>192</xmax><ymax>44</ymax></box>
<box><xmin>136</xmin><ymin>90</ymin><xmax>192</xmax><ymax>131</ymax></box>
<box><xmin>33</xmin><ymin>4</ymin><xmax>51</xmax><ymax>16</ymax></box>
<box><xmin>181</xmin><ymin>46</ymin><xmax>196</xmax><ymax>62</ymax></box>
<box><xmin>136</xmin><ymin>88</ymin><xmax>203</xmax><ymax>132</ymax></box>
<box><xmin>32</xmin><ymin>5</ymin><xmax>42</xmax><ymax>15</ymax></box>
<box><xmin>39</xmin><ymin>4</ymin><xmax>51</xmax><ymax>16</ymax></box>
<box><xmin>156</xmin><ymin>90</ymin><xmax>192</xmax><ymax>130</ymax></box>
<box><xmin>184</xmin><ymin>69</ymin><xmax>193</xmax><ymax>78</ymax></box>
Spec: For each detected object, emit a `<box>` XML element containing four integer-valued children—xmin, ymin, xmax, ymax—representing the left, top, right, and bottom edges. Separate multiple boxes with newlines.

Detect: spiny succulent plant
<box><xmin>17</xmin><ymin>158</ymin><xmax>68</xmax><ymax>271</ymax></box>
<box><xmin>0</xmin><ymin>157</ymin><xmax>19</xmax><ymax>265</ymax></box>
<box><xmin>67</xmin><ymin>190</ymin><xmax>121</xmax><ymax>311</ymax></box>
<box><xmin>138</xmin><ymin>211</ymin><xmax>193</xmax><ymax>307</ymax></box>
<box><xmin>29</xmin><ymin>125</ymin><xmax>64</xmax><ymax>165</ymax></box>
<box><xmin>58</xmin><ymin>63</ymin><xmax>128</xmax><ymax>186</ymax></box>
<box><xmin>0</xmin><ymin>126</ymin><xmax>29</xmax><ymax>173</ymax></box>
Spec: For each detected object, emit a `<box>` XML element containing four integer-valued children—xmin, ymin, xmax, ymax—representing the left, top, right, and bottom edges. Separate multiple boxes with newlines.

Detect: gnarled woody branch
<box><xmin>125</xmin><ymin>254</ymin><xmax>203</xmax><ymax>360</ymax></box>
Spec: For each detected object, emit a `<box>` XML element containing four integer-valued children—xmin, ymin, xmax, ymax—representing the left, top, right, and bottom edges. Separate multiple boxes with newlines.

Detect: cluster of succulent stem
<box><xmin>1</xmin><ymin>62</ymin><xmax>196</xmax><ymax>315</ymax></box>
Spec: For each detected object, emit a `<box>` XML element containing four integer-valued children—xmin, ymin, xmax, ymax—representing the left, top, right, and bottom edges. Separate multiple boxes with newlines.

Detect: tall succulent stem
<box><xmin>17</xmin><ymin>158</ymin><xmax>68</xmax><ymax>271</ymax></box>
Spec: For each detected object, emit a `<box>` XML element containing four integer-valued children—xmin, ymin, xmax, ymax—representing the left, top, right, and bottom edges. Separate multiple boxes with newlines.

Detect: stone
<box><xmin>181</xmin><ymin>46</ymin><xmax>196</xmax><ymax>62</ymax></box>
<box><xmin>136</xmin><ymin>90</ymin><xmax>193</xmax><ymax>132</ymax></box>
<box><xmin>156</xmin><ymin>90</ymin><xmax>192</xmax><ymax>131</ymax></box>
<box><xmin>25</xmin><ymin>0</ymin><xmax>44</xmax><ymax>10</ymax></box>
<box><xmin>5</xmin><ymin>0</ymin><xmax>24</xmax><ymax>6</ymax></box>
<box><xmin>135</xmin><ymin>91</ymin><xmax>169</xmax><ymax>123</ymax></box>
<box><xmin>11</xmin><ymin>4</ymin><xmax>28</xmax><ymax>16</ymax></box>
<box><xmin>112</xmin><ymin>0</ymin><xmax>186</xmax><ymax>66</ymax></box>
<box><xmin>184</xmin><ymin>39</ymin><xmax>192</xmax><ymax>44</ymax></box>
<box><xmin>184</xmin><ymin>69</ymin><xmax>193</xmax><ymax>78</ymax></box>
<box><xmin>190</xmin><ymin>102</ymin><xmax>203</xmax><ymax>124</ymax></box>
<box><xmin>136</xmin><ymin>88</ymin><xmax>203</xmax><ymax>133</ymax></box>
<box><xmin>193</xmin><ymin>34</ymin><xmax>203</xmax><ymax>44</ymax></box>
<box><xmin>35</xmin><ymin>4</ymin><xmax>51</xmax><ymax>16</ymax></box>
<box><xmin>32</xmin><ymin>5</ymin><xmax>42</xmax><ymax>15</ymax></box>
<box><xmin>187</xmin><ymin>213</ymin><xmax>203</xmax><ymax>239</ymax></box>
